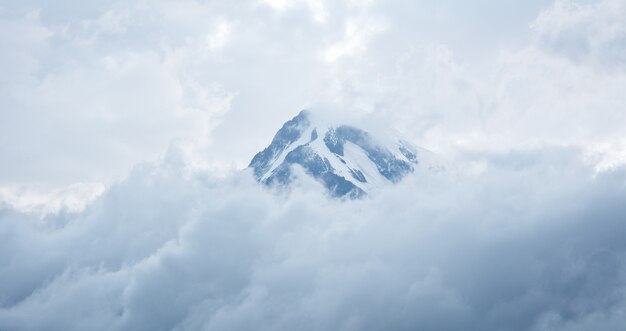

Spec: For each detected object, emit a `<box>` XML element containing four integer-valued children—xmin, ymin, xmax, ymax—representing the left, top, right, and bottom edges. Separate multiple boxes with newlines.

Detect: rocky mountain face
<box><xmin>249</xmin><ymin>110</ymin><xmax>442</xmax><ymax>198</ymax></box>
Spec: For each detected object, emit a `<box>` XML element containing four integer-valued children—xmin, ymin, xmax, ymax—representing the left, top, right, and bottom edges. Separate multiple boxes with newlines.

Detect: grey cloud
<box><xmin>1</xmin><ymin>146</ymin><xmax>626</xmax><ymax>330</ymax></box>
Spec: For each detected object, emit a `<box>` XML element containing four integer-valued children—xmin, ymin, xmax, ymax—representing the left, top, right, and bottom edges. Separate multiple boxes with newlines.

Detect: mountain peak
<box><xmin>249</xmin><ymin>109</ymin><xmax>441</xmax><ymax>198</ymax></box>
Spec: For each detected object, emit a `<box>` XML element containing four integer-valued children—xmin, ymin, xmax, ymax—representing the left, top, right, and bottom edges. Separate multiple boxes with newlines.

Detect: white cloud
<box><xmin>315</xmin><ymin>0</ymin><xmax>626</xmax><ymax>171</ymax></box>
<box><xmin>0</xmin><ymin>182</ymin><xmax>104</xmax><ymax>215</ymax></box>
<box><xmin>322</xmin><ymin>18</ymin><xmax>385</xmax><ymax>63</ymax></box>
<box><xmin>0</xmin><ymin>11</ymin><xmax>52</xmax><ymax>88</ymax></box>
<box><xmin>261</xmin><ymin>0</ymin><xmax>329</xmax><ymax>22</ymax></box>
<box><xmin>207</xmin><ymin>21</ymin><xmax>232</xmax><ymax>52</ymax></box>
<box><xmin>8</xmin><ymin>0</ymin><xmax>617</xmax><ymax>196</ymax></box>
<box><xmin>0</xmin><ymin>4</ymin><xmax>237</xmax><ymax>193</ymax></box>
<box><xmin>531</xmin><ymin>0</ymin><xmax>626</xmax><ymax>67</ymax></box>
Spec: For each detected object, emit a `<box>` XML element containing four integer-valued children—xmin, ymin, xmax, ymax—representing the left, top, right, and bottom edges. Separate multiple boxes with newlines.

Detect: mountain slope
<box><xmin>249</xmin><ymin>110</ymin><xmax>442</xmax><ymax>198</ymax></box>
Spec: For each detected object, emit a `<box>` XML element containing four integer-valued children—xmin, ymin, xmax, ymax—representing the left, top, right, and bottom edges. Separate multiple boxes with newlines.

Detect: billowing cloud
<box><xmin>0</xmin><ymin>0</ymin><xmax>562</xmax><ymax>190</ymax></box>
<box><xmin>321</xmin><ymin>0</ymin><xmax>626</xmax><ymax>168</ymax></box>
<box><xmin>4</xmin><ymin>0</ymin><xmax>625</xmax><ymax>199</ymax></box>
<box><xmin>1</xmin><ymin>145</ymin><xmax>626</xmax><ymax>331</ymax></box>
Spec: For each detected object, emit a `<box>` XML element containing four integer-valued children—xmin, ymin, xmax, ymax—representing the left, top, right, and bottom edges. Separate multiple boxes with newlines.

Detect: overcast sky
<box><xmin>2</xmin><ymin>0</ymin><xmax>625</xmax><ymax>202</ymax></box>
<box><xmin>1</xmin><ymin>0</ymin><xmax>626</xmax><ymax>330</ymax></box>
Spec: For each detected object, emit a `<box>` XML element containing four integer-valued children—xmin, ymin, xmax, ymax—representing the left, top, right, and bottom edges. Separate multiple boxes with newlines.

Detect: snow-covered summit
<box><xmin>249</xmin><ymin>110</ymin><xmax>443</xmax><ymax>198</ymax></box>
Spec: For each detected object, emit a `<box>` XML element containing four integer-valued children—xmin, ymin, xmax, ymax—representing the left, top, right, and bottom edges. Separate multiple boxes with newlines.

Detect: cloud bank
<box><xmin>1</xmin><ymin>146</ymin><xmax>626</xmax><ymax>331</ymax></box>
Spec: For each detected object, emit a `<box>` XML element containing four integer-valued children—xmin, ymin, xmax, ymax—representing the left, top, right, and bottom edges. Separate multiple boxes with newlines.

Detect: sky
<box><xmin>1</xmin><ymin>0</ymin><xmax>626</xmax><ymax>330</ymax></box>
